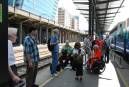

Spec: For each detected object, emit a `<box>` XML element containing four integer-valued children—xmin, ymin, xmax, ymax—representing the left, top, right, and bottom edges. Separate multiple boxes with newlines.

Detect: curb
<box><xmin>116</xmin><ymin>68</ymin><xmax>129</xmax><ymax>87</ymax></box>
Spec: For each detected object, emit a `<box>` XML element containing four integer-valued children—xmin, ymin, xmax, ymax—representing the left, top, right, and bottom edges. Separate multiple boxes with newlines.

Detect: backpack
<box><xmin>73</xmin><ymin>49</ymin><xmax>83</xmax><ymax>64</ymax></box>
<box><xmin>47</xmin><ymin>38</ymin><xmax>54</xmax><ymax>51</ymax></box>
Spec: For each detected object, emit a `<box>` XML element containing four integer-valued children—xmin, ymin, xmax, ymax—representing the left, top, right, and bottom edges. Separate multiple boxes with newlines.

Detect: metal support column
<box><xmin>19</xmin><ymin>23</ymin><xmax>22</xmax><ymax>45</ymax></box>
<box><xmin>46</xmin><ymin>24</ymin><xmax>48</xmax><ymax>42</ymax></box>
<box><xmin>39</xmin><ymin>25</ymin><xmax>42</xmax><ymax>44</ymax></box>
<box><xmin>89</xmin><ymin>0</ymin><xmax>92</xmax><ymax>36</ymax></box>
<box><xmin>68</xmin><ymin>32</ymin><xmax>70</xmax><ymax>41</ymax></box>
<box><xmin>91</xmin><ymin>10</ymin><xmax>94</xmax><ymax>37</ymax></box>
<box><xmin>63</xmin><ymin>31</ymin><xmax>65</xmax><ymax>43</ymax></box>
<box><xmin>65</xmin><ymin>31</ymin><xmax>68</xmax><ymax>42</ymax></box>
<box><xmin>59</xmin><ymin>30</ymin><xmax>62</xmax><ymax>43</ymax></box>
<box><xmin>92</xmin><ymin>0</ymin><xmax>95</xmax><ymax>37</ymax></box>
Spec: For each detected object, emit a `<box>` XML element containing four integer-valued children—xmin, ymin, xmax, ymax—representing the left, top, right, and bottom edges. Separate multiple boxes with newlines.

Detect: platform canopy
<box><xmin>73</xmin><ymin>0</ymin><xmax>125</xmax><ymax>35</ymax></box>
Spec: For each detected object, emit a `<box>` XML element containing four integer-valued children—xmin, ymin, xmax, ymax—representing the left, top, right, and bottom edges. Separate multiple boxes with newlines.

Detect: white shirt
<box><xmin>8</xmin><ymin>40</ymin><xmax>16</xmax><ymax>66</ymax></box>
<box><xmin>84</xmin><ymin>37</ymin><xmax>91</xmax><ymax>48</ymax></box>
<box><xmin>72</xmin><ymin>48</ymin><xmax>85</xmax><ymax>55</ymax></box>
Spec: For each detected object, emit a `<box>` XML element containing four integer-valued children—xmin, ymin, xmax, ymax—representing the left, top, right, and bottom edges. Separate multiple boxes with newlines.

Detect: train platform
<box><xmin>116</xmin><ymin>68</ymin><xmax>129</xmax><ymax>87</ymax></box>
<box><xmin>14</xmin><ymin>44</ymin><xmax>129</xmax><ymax>87</ymax></box>
<box><xmin>35</xmin><ymin>61</ymin><xmax>124</xmax><ymax>87</ymax></box>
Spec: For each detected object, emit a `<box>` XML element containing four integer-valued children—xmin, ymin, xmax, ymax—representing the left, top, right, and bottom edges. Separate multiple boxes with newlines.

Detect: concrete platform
<box><xmin>38</xmin><ymin>61</ymin><xmax>124</xmax><ymax>87</ymax></box>
<box><xmin>116</xmin><ymin>68</ymin><xmax>129</xmax><ymax>87</ymax></box>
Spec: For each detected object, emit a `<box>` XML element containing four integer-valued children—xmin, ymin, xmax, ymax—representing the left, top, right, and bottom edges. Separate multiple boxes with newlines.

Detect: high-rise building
<box><xmin>72</xmin><ymin>16</ymin><xmax>79</xmax><ymax>30</ymax></box>
<box><xmin>58</xmin><ymin>8</ymin><xmax>72</xmax><ymax>27</ymax></box>
<box><xmin>8</xmin><ymin>0</ymin><xmax>59</xmax><ymax>21</ymax></box>
<box><xmin>58</xmin><ymin>8</ymin><xmax>65</xmax><ymax>26</ymax></box>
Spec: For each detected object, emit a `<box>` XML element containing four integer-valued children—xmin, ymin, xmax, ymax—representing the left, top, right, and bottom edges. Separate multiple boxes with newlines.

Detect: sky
<box><xmin>58</xmin><ymin>0</ymin><xmax>88</xmax><ymax>31</ymax></box>
<box><xmin>58</xmin><ymin>0</ymin><xmax>129</xmax><ymax>31</ymax></box>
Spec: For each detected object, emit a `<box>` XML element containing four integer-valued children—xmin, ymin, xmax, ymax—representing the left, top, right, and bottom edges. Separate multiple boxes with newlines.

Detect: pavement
<box><xmin>111</xmin><ymin>60</ymin><xmax>129</xmax><ymax>87</ymax></box>
<box><xmin>36</xmin><ymin>61</ymin><xmax>124</xmax><ymax>87</ymax></box>
<box><xmin>116</xmin><ymin>68</ymin><xmax>129</xmax><ymax>87</ymax></box>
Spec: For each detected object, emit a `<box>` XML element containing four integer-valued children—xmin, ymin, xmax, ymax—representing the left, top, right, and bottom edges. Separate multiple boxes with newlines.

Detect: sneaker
<box><xmin>54</xmin><ymin>73</ymin><xmax>58</xmax><ymax>77</ymax></box>
<box><xmin>50</xmin><ymin>74</ymin><xmax>54</xmax><ymax>77</ymax></box>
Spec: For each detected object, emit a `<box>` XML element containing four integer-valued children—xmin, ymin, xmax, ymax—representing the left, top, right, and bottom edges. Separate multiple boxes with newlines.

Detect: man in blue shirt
<box><xmin>50</xmin><ymin>29</ymin><xmax>59</xmax><ymax>76</ymax></box>
<box><xmin>24</xmin><ymin>27</ymin><xmax>39</xmax><ymax>87</ymax></box>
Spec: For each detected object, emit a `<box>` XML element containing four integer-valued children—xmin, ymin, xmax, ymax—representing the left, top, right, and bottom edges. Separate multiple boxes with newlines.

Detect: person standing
<box><xmin>84</xmin><ymin>36</ymin><xmax>92</xmax><ymax>59</ymax></box>
<box><xmin>104</xmin><ymin>39</ymin><xmax>110</xmax><ymax>63</ymax></box>
<box><xmin>72</xmin><ymin>42</ymin><xmax>84</xmax><ymax>80</ymax></box>
<box><xmin>8</xmin><ymin>27</ymin><xmax>22</xmax><ymax>87</ymax></box>
<box><xmin>24</xmin><ymin>27</ymin><xmax>40</xmax><ymax>87</ymax></box>
<box><xmin>50</xmin><ymin>29</ymin><xmax>59</xmax><ymax>77</ymax></box>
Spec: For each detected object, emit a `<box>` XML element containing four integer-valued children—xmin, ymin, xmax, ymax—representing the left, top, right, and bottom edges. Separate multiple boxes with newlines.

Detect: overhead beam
<box><xmin>98</xmin><ymin>16</ymin><xmax>115</xmax><ymax>19</ymax></box>
<box><xmin>100</xmin><ymin>21</ymin><xmax>113</xmax><ymax>24</ymax></box>
<box><xmin>96</xmin><ymin>6</ymin><xmax>123</xmax><ymax>11</ymax></box>
<box><xmin>73</xmin><ymin>2</ymin><xmax>89</xmax><ymax>5</ymax></box>
<box><xmin>81</xmin><ymin>13</ymin><xmax>89</xmax><ymax>15</ymax></box>
<box><xmin>114</xmin><ymin>0</ymin><xmax>125</xmax><ymax>19</ymax></box>
<box><xmin>85</xmin><ymin>17</ymin><xmax>114</xmax><ymax>20</ymax></box>
<box><xmin>99</xmin><ymin>20</ymin><xmax>113</xmax><ymax>22</ymax></box>
<box><xmin>99</xmin><ymin>18</ymin><xmax>114</xmax><ymax>20</ymax></box>
<box><xmin>77</xmin><ymin>8</ymin><xmax>89</xmax><ymax>11</ymax></box>
<box><xmin>73</xmin><ymin>0</ymin><xmax>119</xmax><ymax>5</ymax></box>
<box><xmin>82</xmin><ymin>12</ymin><xmax>120</xmax><ymax>16</ymax></box>
<box><xmin>97</xmin><ymin>12</ymin><xmax>120</xmax><ymax>16</ymax></box>
<box><xmin>100</xmin><ymin>24</ymin><xmax>111</xmax><ymax>26</ymax></box>
<box><xmin>77</xmin><ymin>6</ymin><xmax>123</xmax><ymax>11</ymax></box>
<box><xmin>96</xmin><ymin>0</ymin><xmax>120</xmax><ymax>4</ymax></box>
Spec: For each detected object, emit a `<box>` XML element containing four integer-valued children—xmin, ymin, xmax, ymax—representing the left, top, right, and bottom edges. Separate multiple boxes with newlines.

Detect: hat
<box><xmin>52</xmin><ymin>29</ymin><xmax>59</xmax><ymax>33</ymax></box>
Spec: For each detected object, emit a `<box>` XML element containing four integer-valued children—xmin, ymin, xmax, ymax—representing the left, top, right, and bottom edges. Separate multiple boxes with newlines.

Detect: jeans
<box><xmin>51</xmin><ymin>52</ymin><xmax>58</xmax><ymax>75</ymax></box>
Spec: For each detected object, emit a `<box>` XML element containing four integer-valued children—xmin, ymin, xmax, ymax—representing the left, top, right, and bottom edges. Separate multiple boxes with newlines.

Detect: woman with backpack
<box><xmin>72</xmin><ymin>42</ymin><xmax>84</xmax><ymax>80</ymax></box>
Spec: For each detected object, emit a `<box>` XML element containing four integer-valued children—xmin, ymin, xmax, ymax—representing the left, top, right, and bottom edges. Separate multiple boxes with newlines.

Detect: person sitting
<box><xmin>61</xmin><ymin>40</ymin><xmax>73</xmax><ymax>68</ymax></box>
<box><xmin>58</xmin><ymin>49</ymin><xmax>68</xmax><ymax>69</ymax></box>
<box><xmin>87</xmin><ymin>45</ymin><xmax>102</xmax><ymax>69</ymax></box>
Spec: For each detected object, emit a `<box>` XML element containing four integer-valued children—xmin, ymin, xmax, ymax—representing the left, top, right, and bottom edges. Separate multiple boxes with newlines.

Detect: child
<box><xmin>72</xmin><ymin>42</ymin><xmax>84</xmax><ymax>80</ymax></box>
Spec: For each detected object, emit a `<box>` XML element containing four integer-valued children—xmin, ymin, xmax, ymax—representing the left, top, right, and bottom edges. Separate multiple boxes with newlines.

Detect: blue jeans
<box><xmin>51</xmin><ymin>52</ymin><xmax>58</xmax><ymax>75</ymax></box>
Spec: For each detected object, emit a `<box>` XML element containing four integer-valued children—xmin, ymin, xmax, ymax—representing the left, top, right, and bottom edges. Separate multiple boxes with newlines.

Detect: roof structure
<box><xmin>73</xmin><ymin>0</ymin><xmax>125</xmax><ymax>35</ymax></box>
